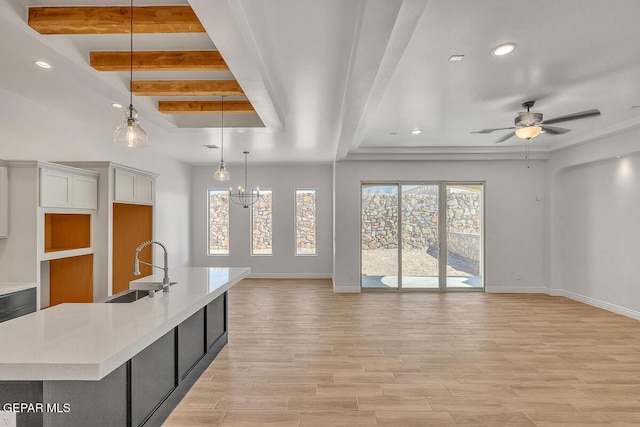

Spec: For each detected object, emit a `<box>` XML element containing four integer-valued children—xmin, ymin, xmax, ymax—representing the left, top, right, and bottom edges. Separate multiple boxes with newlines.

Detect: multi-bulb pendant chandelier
<box><xmin>213</xmin><ymin>96</ymin><xmax>230</xmax><ymax>181</ymax></box>
<box><xmin>113</xmin><ymin>0</ymin><xmax>148</xmax><ymax>147</ymax></box>
<box><xmin>229</xmin><ymin>151</ymin><xmax>261</xmax><ymax>208</ymax></box>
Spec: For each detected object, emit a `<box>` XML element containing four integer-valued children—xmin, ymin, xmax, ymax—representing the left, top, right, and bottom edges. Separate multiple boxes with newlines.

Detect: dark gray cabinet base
<box><xmin>0</xmin><ymin>292</ymin><xmax>228</xmax><ymax>427</ymax></box>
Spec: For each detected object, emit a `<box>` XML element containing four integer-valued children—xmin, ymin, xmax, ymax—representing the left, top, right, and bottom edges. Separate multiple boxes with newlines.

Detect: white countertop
<box><xmin>0</xmin><ymin>282</ymin><xmax>37</xmax><ymax>296</ymax></box>
<box><xmin>0</xmin><ymin>267</ymin><xmax>249</xmax><ymax>381</ymax></box>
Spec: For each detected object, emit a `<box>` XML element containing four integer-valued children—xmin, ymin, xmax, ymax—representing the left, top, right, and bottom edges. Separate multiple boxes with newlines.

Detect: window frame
<box><xmin>207</xmin><ymin>189</ymin><xmax>230</xmax><ymax>256</ymax></box>
<box><xmin>250</xmin><ymin>188</ymin><xmax>273</xmax><ymax>256</ymax></box>
<box><xmin>294</xmin><ymin>188</ymin><xmax>317</xmax><ymax>256</ymax></box>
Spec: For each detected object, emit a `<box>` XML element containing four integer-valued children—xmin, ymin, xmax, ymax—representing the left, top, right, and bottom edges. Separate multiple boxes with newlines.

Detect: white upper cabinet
<box><xmin>40</xmin><ymin>168</ymin><xmax>73</xmax><ymax>208</ymax></box>
<box><xmin>134</xmin><ymin>174</ymin><xmax>154</xmax><ymax>204</ymax></box>
<box><xmin>40</xmin><ymin>164</ymin><xmax>97</xmax><ymax>210</ymax></box>
<box><xmin>73</xmin><ymin>175</ymin><xmax>99</xmax><ymax>209</ymax></box>
<box><xmin>0</xmin><ymin>165</ymin><xmax>8</xmax><ymax>238</ymax></box>
<box><xmin>114</xmin><ymin>168</ymin><xmax>154</xmax><ymax>205</ymax></box>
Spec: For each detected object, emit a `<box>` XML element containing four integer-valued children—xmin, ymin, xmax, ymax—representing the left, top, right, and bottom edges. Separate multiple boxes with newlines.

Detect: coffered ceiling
<box><xmin>2</xmin><ymin>0</ymin><xmax>640</xmax><ymax>164</ymax></box>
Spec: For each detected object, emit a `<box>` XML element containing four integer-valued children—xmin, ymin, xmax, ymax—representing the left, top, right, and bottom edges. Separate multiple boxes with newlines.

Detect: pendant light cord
<box><xmin>129</xmin><ymin>0</ymin><xmax>133</xmax><ymax>113</ymax></box>
<box><xmin>244</xmin><ymin>152</ymin><xmax>248</xmax><ymax>190</ymax></box>
<box><xmin>221</xmin><ymin>96</ymin><xmax>225</xmax><ymax>163</ymax></box>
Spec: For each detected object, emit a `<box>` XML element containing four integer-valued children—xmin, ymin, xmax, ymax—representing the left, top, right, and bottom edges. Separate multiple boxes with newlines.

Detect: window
<box><xmin>251</xmin><ymin>189</ymin><xmax>272</xmax><ymax>255</ymax></box>
<box><xmin>295</xmin><ymin>189</ymin><xmax>316</xmax><ymax>255</ymax></box>
<box><xmin>208</xmin><ymin>190</ymin><xmax>229</xmax><ymax>255</ymax></box>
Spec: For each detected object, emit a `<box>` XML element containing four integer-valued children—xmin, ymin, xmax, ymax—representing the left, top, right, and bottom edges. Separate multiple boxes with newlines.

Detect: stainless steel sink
<box><xmin>102</xmin><ymin>290</ymin><xmax>150</xmax><ymax>303</ymax></box>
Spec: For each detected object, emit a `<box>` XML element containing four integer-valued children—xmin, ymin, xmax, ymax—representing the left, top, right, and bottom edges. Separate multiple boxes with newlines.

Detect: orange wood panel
<box><xmin>49</xmin><ymin>254</ymin><xmax>93</xmax><ymax>306</ymax></box>
<box><xmin>113</xmin><ymin>203</ymin><xmax>153</xmax><ymax>295</ymax></box>
<box><xmin>44</xmin><ymin>213</ymin><xmax>91</xmax><ymax>252</ymax></box>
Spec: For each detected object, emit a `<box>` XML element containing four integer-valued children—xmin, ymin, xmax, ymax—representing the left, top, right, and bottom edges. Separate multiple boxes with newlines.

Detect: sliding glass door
<box><xmin>446</xmin><ymin>184</ymin><xmax>483</xmax><ymax>289</ymax></box>
<box><xmin>361</xmin><ymin>184</ymin><xmax>399</xmax><ymax>289</ymax></box>
<box><xmin>362</xmin><ymin>182</ymin><xmax>483</xmax><ymax>291</ymax></box>
<box><xmin>401</xmin><ymin>185</ymin><xmax>439</xmax><ymax>289</ymax></box>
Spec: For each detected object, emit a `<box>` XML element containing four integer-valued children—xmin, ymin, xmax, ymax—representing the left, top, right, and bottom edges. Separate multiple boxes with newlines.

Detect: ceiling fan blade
<box><xmin>542</xmin><ymin>109</ymin><xmax>601</xmax><ymax>125</ymax></box>
<box><xmin>470</xmin><ymin>127</ymin><xmax>515</xmax><ymax>134</ymax></box>
<box><xmin>541</xmin><ymin>125</ymin><xmax>571</xmax><ymax>135</ymax></box>
<box><xmin>495</xmin><ymin>132</ymin><xmax>515</xmax><ymax>143</ymax></box>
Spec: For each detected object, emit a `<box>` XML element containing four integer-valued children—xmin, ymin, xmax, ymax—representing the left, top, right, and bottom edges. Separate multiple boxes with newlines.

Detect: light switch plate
<box><xmin>0</xmin><ymin>411</ymin><xmax>16</xmax><ymax>427</ymax></box>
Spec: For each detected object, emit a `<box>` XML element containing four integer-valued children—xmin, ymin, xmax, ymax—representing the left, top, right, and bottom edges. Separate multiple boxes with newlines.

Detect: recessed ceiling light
<box><xmin>411</xmin><ymin>129</ymin><xmax>422</xmax><ymax>135</ymax></box>
<box><xmin>389</xmin><ymin>132</ymin><xmax>397</xmax><ymax>135</ymax></box>
<box><xmin>111</xmin><ymin>103</ymin><xmax>123</xmax><ymax>109</ymax></box>
<box><xmin>616</xmin><ymin>155</ymin><xmax>621</xmax><ymax>158</ymax></box>
<box><xmin>491</xmin><ymin>43</ymin><xmax>517</xmax><ymax>56</ymax></box>
<box><xmin>34</xmin><ymin>60</ymin><xmax>51</xmax><ymax>69</ymax></box>
<box><xmin>448</xmin><ymin>55</ymin><xmax>465</xmax><ymax>62</ymax></box>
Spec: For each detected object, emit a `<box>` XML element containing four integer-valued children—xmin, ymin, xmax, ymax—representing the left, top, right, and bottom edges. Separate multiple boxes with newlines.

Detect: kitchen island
<box><xmin>0</xmin><ymin>267</ymin><xmax>249</xmax><ymax>427</ymax></box>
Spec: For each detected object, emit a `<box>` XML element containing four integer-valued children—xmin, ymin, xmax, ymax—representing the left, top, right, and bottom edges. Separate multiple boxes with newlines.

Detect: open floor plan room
<box><xmin>2</xmin><ymin>1</ymin><xmax>640</xmax><ymax>426</ymax></box>
<box><xmin>165</xmin><ymin>279</ymin><xmax>640</xmax><ymax>427</ymax></box>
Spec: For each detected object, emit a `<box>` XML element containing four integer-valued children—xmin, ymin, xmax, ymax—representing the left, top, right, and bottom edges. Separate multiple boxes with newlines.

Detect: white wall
<box><xmin>547</xmin><ymin>128</ymin><xmax>640</xmax><ymax>319</ymax></box>
<box><xmin>190</xmin><ymin>164</ymin><xmax>333</xmax><ymax>277</ymax></box>
<box><xmin>0</xmin><ymin>88</ymin><xmax>192</xmax><ymax>270</ymax></box>
<box><xmin>334</xmin><ymin>160</ymin><xmax>548</xmax><ymax>292</ymax></box>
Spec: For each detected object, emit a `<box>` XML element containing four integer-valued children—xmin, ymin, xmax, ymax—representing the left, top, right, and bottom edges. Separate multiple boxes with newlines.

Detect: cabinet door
<box><xmin>72</xmin><ymin>175</ymin><xmax>97</xmax><ymax>210</ymax></box>
<box><xmin>134</xmin><ymin>174</ymin><xmax>153</xmax><ymax>204</ymax></box>
<box><xmin>41</xmin><ymin>168</ymin><xmax>72</xmax><ymax>208</ymax></box>
<box><xmin>131</xmin><ymin>330</ymin><xmax>176</xmax><ymax>427</ymax></box>
<box><xmin>0</xmin><ymin>166</ymin><xmax>7</xmax><ymax>238</ymax></box>
<box><xmin>114</xmin><ymin>169</ymin><xmax>135</xmax><ymax>202</ymax></box>
<box><xmin>178</xmin><ymin>308</ymin><xmax>205</xmax><ymax>380</ymax></box>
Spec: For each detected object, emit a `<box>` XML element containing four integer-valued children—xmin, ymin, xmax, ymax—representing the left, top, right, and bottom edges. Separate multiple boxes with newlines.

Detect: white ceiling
<box><xmin>2</xmin><ymin>0</ymin><xmax>640</xmax><ymax>164</ymax></box>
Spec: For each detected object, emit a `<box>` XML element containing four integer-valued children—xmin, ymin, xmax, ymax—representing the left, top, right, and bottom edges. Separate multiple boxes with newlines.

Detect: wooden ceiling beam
<box><xmin>28</xmin><ymin>6</ymin><xmax>204</xmax><ymax>34</ymax></box>
<box><xmin>90</xmin><ymin>51</ymin><xmax>229</xmax><ymax>72</ymax></box>
<box><xmin>132</xmin><ymin>80</ymin><xmax>244</xmax><ymax>96</ymax></box>
<box><xmin>158</xmin><ymin>101</ymin><xmax>255</xmax><ymax>115</ymax></box>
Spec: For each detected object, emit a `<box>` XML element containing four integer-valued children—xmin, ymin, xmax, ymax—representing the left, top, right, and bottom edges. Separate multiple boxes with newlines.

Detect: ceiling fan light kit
<box><xmin>515</xmin><ymin>126</ymin><xmax>542</xmax><ymax>140</ymax></box>
<box><xmin>113</xmin><ymin>0</ymin><xmax>148</xmax><ymax>148</ymax></box>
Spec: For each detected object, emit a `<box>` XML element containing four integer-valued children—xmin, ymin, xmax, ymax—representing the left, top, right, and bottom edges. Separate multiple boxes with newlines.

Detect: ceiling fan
<box><xmin>471</xmin><ymin>100</ymin><xmax>601</xmax><ymax>143</ymax></box>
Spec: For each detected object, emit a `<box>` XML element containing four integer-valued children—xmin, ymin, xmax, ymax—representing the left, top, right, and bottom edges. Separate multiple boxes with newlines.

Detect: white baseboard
<box><xmin>332</xmin><ymin>279</ymin><xmax>360</xmax><ymax>293</ymax></box>
<box><xmin>544</xmin><ymin>287</ymin><xmax>564</xmax><ymax>296</ymax></box>
<box><xmin>548</xmin><ymin>289</ymin><xmax>640</xmax><ymax>321</ymax></box>
<box><xmin>485</xmin><ymin>286</ymin><xmax>547</xmax><ymax>293</ymax></box>
<box><xmin>333</xmin><ymin>286</ymin><xmax>360</xmax><ymax>293</ymax></box>
<box><xmin>247</xmin><ymin>273</ymin><xmax>332</xmax><ymax>279</ymax></box>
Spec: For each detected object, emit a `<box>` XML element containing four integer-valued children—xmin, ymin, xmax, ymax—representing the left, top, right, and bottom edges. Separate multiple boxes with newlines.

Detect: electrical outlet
<box><xmin>516</xmin><ymin>273</ymin><xmax>521</xmax><ymax>281</ymax></box>
<box><xmin>0</xmin><ymin>411</ymin><xmax>16</xmax><ymax>427</ymax></box>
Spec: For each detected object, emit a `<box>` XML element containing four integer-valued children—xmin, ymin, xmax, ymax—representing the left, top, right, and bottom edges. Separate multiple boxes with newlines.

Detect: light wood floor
<box><xmin>164</xmin><ymin>279</ymin><xmax>640</xmax><ymax>426</ymax></box>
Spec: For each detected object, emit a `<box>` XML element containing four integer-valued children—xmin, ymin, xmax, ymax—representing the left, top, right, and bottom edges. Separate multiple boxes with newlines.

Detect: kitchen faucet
<box><xmin>133</xmin><ymin>240</ymin><xmax>170</xmax><ymax>297</ymax></box>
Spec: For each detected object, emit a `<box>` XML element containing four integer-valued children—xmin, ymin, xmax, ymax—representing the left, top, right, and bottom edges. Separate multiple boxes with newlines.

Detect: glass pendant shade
<box><xmin>114</xmin><ymin>106</ymin><xmax>148</xmax><ymax>147</ymax></box>
<box><xmin>515</xmin><ymin>125</ymin><xmax>542</xmax><ymax>140</ymax></box>
<box><xmin>214</xmin><ymin>161</ymin><xmax>230</xmax><ymax>181</ymax></box>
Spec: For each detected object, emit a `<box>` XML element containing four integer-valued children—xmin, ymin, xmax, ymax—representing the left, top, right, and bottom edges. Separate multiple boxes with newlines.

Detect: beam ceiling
<box><xmin>158</xmin><ymin>101</ymin><xmax>255</xmax><ymax>114</ymax></box>
<box><xmin>28</xmin><ymin>6</ymin><xmax>205</xmax><ymax>34</ymax></box>
<box><xmin>132</xmin><ymin>80</ymin><xmax>244</xmax><ymax>96</ymax></box>
<box><xmin>90</xmin><ymin>51</ymin><xmax>229</xmax><ymax>72</ymax></box>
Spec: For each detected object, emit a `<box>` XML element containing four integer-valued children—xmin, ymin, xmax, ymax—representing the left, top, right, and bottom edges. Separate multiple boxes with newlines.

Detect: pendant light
<box><xmin>213</xmin><ymin>96</ymin><xmax>230</xmax><ymax>181</ymax></box>
<box><xmin>113</xmin><ymin>0</ymin><xmax>148</xmax><ymax>147</ymax></box>
<box><xmin>229</xmin><ymin>151</ymin><xmax>260</xmax><ymax>208</ymax></box>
